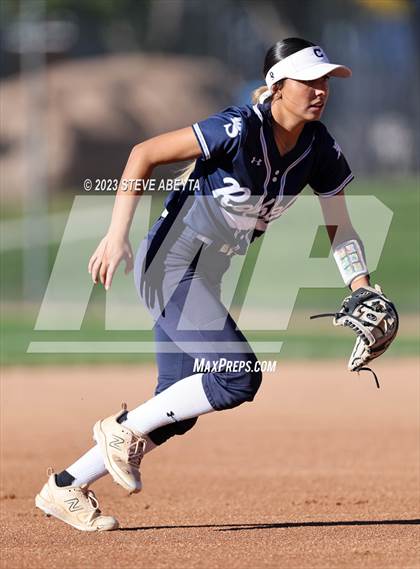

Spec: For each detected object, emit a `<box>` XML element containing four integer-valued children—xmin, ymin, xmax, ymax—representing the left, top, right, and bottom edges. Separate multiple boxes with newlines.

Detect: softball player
<box><xmin>36</xmin><ymin>37</ymin><xmax>372</xmax><ymax>531</ymax></box>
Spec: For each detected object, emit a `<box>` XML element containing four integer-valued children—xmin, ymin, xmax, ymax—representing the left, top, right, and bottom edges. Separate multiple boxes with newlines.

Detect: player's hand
<box><xmin>88</xmin><ymin>235</ymin><xmax>134</xmax><ymax>290</ymax></box>
<box><xmin>310</xmin><ymin>284</ymin><xmax>399</xmax><ymax>389</ymax></box>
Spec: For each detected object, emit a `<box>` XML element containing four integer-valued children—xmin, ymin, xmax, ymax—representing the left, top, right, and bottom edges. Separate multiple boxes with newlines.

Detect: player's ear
<box><xmin>272</xmin><ymin>80</ymin><xmax>283</xmax><ymax>100</ymax></box>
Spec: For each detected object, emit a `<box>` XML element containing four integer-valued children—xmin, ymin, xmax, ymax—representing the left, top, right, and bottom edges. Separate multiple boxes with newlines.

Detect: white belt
<box><xmin>160</xmin><ymin>209</ymin><xmax>236</xmax><ymax>256</ymax></box>
<box><xmin>194</xmin><ymin>234</ymin><xmax>236</xmax><ymax>256</ymax></box>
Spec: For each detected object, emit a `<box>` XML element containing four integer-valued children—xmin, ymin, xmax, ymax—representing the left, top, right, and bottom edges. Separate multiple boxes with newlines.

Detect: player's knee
<box><xmin>224</xmin><ymin>367</ymin><xmax>262</xmax><ymax>407</ymax></box>
<box><xmin>204</xmin><ymin>366</ymin><xmax>263</xmax><ymax>410</ymax></box>
<box><xmin>242</xmin><ymin>367</ymin><xmax>263</xmax><ymax>401</ymax></box>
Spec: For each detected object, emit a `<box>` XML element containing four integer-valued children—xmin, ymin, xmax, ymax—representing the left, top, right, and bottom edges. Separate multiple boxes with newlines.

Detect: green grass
<box><xmin>1</xmin><ymin>178</ymin><xmax>419</xmax><ymax>366</ymax></box>
<box><xmin>1</xmin><ymin>305</ymin><xmax>416</xmax><ymax>366</ymax></box>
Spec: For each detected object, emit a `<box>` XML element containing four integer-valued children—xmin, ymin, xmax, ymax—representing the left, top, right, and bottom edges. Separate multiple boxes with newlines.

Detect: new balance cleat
<box><xmin>93</xmin><ymin>403</ymin><xmax>146</xmax><ymax>494</ymax></box>
<box><xmin>35</xmin><ymin>469</ymin><xmax>119</xmax><ymax>532</ymax></box>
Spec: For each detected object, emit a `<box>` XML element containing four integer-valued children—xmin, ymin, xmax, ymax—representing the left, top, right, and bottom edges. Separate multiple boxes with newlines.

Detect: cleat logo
<box><xmin>64</xmin><ymin>498</ymin><xmax>83</xmax><ymax>512</ymax></box>
<box><xmin>109</xmin><ymin>435</ymin><xmax>125</xmax><ymax>450</ymax></box>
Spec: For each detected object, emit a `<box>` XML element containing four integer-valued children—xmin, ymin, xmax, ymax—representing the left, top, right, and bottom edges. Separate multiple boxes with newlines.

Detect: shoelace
<box><xmin>355</xmin><ymin>366</ymin><xmax>380</xmax><ymax>389</ymax></box>
<box><xmin>310</xmin><ymin>312</ymin><xmax>380</xmax><ymax>389</ymax></box>
<box><xmin>46</xmin><ymin>466</ymin><xmax>103</xmax><ymax>523</ymax></box>
<box><xmin>127</xmin><ymin>436</ymin><xmax>145</xmax><ymax>468</ymax></box>
<box><xmin>80</xmin><ymin>486</ymin><xmax>102</xmax><ymax>523</ymax></box>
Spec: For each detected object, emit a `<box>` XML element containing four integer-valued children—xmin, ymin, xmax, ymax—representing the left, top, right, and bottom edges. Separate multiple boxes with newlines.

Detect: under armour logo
<box><xmin>313</xmin><ymin>48</ymin><xmax>324</xmax><ymax>58</ymax></box>
<box><xmin>109</xmin><ymin>435</ymin><xmax>124</xmax><ymax>450</ymax></box>
<box><xmin>166</xmin><ymin>411</ymin><xmax>177</xmax><ymax>422</ymax></box>
<box><xmin>269</xmin><ymin>71</ymin><xmax>274</xmax><ymax>78</ymax></box>
<box><xmin>251</xmin><ymin>156</ymin><xmax>262</xmax><ymax>166</ymax></box>
<box><xmin>64</xmin><ymin>498</ymin><xmax>83</xmax><ymax>512</ymax></box>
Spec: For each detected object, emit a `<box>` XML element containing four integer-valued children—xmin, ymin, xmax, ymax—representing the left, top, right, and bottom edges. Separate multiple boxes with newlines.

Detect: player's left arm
<box><xmin>318</xmin><ymin>189</ymin><xmax>369</xmax><ymax>291</ymax></box>
<box><xmin>315</xmin><ymin>189</ymin><xmax>399</xmax><ymax>377</ymax></box>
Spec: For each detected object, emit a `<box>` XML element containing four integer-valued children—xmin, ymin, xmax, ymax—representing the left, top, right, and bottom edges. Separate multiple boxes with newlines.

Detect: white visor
<box><xmin>265</xmin><ymin>46</ymin><xmax>352</xmax><ymax>88</ymax></box>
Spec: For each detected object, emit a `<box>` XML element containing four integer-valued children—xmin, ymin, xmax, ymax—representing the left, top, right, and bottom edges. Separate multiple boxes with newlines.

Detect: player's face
<box><xmin>278</xmin><ymin>75</ymin><xmax>330</xmax><ymax>121</ymax></box>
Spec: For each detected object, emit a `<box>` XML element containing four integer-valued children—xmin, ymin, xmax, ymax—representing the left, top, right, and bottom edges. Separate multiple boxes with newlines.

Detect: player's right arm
<box><xmin>88</xmin><ymin>127</ymin><xmax>202</xmax><ymax>290</ymax></box>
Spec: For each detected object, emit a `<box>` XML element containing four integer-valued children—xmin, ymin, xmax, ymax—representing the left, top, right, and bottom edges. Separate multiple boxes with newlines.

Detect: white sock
<box><xmin>66</xmin><ymin>435</ymin><xmax>157</xmax><ymax>487</ymax></box>
<box><xmin>63</xmin><ymin>373</ymin><xmax>211</xmax><ymax>486</ymax></box>
<box><xmin>124</xmin><ymin>373</ymin><xmax>214</xmax><ymax>434</ymax></box>
<box><xmin>67</xmin><ymin>445</ymin><xmax>106</xmax><ymax>486</ymax></box>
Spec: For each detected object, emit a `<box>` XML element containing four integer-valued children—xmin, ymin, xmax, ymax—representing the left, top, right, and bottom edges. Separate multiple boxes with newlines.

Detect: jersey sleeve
<box><xmin>309</xmin><ymin>124</ymin><xmax>354</xmax><ymax>197</ymax></box>
<box><xmin>192</xmin><ymin>106</ymin><xmax>245</xmax><ymax>162</ymax></box>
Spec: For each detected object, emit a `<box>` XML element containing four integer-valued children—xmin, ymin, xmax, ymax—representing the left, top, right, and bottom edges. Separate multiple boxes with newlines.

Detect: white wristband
<box><xmin>333</xmin><ymin>239</ymin><xmax>369</xmax><ymax>286</ymax></box>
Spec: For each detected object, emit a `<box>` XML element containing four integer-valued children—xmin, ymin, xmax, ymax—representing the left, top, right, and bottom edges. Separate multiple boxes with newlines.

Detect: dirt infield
<box><xmin>1</xmin><ymin>359</ymin><xmax>419</xmax><ymax>569</ymax></box>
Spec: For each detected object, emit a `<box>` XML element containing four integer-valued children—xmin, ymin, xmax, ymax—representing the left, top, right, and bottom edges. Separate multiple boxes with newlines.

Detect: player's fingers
<box><xmin>99</xmin><ymin>262</ymin><xmax>108</xmax><ymax>286</ymax></box>
<box><xmin>124</xmin><ymin>255</ymin><xmax>134</xmax><ymax>275</ymax></box>
<box><xmin>105</xmin><ymin>263</ymin><xmax>116</xmax><ymax>290</ymax></box>
<box><xmin>90</xmin><ymin>258</ymin><xmax>102</xmax><ymax>284</ymax></box>
<box><xmin>88</xmin><ymin>238</ymin><xmax>107</xmax><ymax>273</ymax></box>
<box><xmin>88</xmin><ymin>255</ymin><xmax>95</xmax><ymax>274</ymax></box>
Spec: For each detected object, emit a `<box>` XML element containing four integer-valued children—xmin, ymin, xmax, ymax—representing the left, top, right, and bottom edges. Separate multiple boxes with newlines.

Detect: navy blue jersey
<box><xmin>164</xmin><ymin>102</ymin><xmax>353</xmax><ymax>255</ymax></box>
